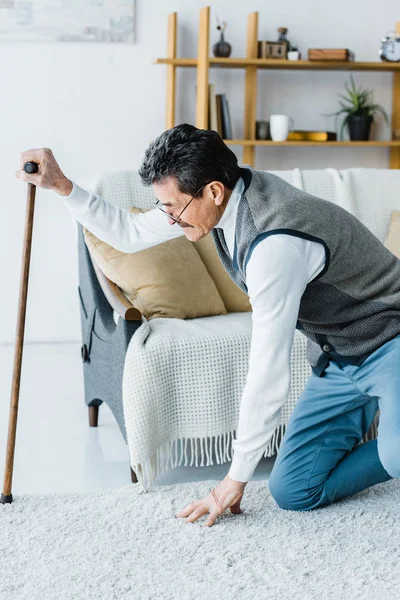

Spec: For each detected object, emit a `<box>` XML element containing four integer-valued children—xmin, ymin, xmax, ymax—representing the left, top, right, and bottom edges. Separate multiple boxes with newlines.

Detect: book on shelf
<box><xmin>208</xmin><ymin>83</ymin><xmax>218</xmax><ymax>131</ymax></box>
<box><xmin>207</xmin><ymin>85</ymin><xmax>232</xmax><ymax>139</ymax></box>
<box><xmin>287</xmin><ymin>130</ymin><xmax>337</xmax><ymax>141</ymax></box>
<box><xmin>219</xmin><ymin>94</ymin><xmax>233</xmax><ymax>139</ymax></box>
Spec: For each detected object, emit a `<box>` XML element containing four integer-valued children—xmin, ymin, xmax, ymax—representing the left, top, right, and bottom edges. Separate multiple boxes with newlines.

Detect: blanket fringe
<box><xmin>132</xmin><ymin>411</ymin><xmax>380</xmax><ymax>492</ymax></box>
<box><xmin>132</xmin><ymin>424</ymin><xmax>289</xmax><ymax>492</ymax></box>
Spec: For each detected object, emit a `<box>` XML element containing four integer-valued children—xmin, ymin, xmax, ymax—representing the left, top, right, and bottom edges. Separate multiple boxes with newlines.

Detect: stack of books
<box><xmin>287</xmin><ymin>130</ymin><xmax>337</xmax><ymax>141</ymax></box>
<box><xmin>208</xmin><ymin>84</ymin><xmax>232</xmax><ymax>139</ymax></box>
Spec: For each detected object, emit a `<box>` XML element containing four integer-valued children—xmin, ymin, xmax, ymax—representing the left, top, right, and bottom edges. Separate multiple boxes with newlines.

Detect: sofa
<box><xmin>73</xmin><ymin>166</ymin><xmax>400</xmax><ymax>491</ymax></box>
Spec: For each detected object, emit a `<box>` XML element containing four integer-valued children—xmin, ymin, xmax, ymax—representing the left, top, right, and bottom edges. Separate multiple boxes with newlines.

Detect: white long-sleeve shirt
<box><xmin>60</xmin><ymin>176</ymin><xmax>326</xmax><ymax>483</ymax></box>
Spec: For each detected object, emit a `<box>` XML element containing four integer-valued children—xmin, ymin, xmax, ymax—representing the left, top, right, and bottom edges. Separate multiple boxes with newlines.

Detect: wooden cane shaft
<box><xmin>2</xmin><ymin>183</ymin><xmax>36</xmax><ymax>497</ymax></box>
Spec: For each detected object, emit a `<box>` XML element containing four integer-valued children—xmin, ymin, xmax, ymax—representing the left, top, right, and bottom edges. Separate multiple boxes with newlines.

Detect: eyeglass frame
<box><xmin>154</xmin><ymin>184</ymin><xmax>206</xmax><ymax>224</ymax></box>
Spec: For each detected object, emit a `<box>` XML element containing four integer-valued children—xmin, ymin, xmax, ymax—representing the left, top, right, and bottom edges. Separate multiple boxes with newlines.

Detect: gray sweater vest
<box><xmin>211</xmin><ymin>166</ymin><xmax>400</xmax><ymax>376</ymax></box>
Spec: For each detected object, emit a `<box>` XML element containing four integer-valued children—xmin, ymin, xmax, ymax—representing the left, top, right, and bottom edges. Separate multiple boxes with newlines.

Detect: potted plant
<box><xmin>287</xmin><ymin>46</ymin><xmax>300</xmax><ymax>60</ymax></box>
<box><xmin>325</xmin><ymin>75</ymin><xmax>389</xmax><ymax>141</ymax></box>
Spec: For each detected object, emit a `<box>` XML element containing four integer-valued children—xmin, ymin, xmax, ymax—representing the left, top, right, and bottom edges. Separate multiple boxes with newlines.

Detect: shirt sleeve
<box><xmin>59</xmin><ymin>180</ymin><xmax>185</xmax><ymax>253</ymax></box>
<box><xmin>228</xmin><ymin>235</ymin><xmax>309</xmax><ymax>483</ymax></box>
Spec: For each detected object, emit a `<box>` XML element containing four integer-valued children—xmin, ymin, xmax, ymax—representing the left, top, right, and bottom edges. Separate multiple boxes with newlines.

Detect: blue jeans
<box><xmin>268</xmin><ymin>333</ymin><xmax>400</xmax><ymax>510</ymax></box>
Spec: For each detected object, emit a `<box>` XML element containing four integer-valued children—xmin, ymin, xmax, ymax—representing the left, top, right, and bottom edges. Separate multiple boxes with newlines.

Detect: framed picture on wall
<box><xmin>0</xmin><ymin>0</ymin><xmax>136</xmax><ymax>43</ymax></box>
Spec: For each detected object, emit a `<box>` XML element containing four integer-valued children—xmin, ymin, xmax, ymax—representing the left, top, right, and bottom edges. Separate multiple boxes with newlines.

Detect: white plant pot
<box><xmin>287</xmin><ymin>51</ymin><xmax>300</xmax><ymax>60</ymax></box>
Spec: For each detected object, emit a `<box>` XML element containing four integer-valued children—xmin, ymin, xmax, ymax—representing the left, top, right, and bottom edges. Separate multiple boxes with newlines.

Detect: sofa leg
<box><xmin>88</xmin><ymin>405</ymin><xmax>99</xmax><ymax>427</ymax></box>
<box><xmin>130</xmin><ymin>467</ymin><xmax>138</xmax><ymax>484</ymax></box>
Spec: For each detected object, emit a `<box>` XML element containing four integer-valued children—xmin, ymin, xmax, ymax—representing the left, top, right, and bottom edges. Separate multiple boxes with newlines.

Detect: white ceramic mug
<box><xmin>270</xmin><ymin>114</ymin><xmax>294</xmax><ymax>142</ymax></box>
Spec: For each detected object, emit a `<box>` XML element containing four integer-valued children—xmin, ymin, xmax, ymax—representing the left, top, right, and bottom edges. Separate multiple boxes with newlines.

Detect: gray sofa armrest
<box><xmin>77</xmin><ymin>221</ymin><xmax>143</xmax><ymax>442</ymax></box>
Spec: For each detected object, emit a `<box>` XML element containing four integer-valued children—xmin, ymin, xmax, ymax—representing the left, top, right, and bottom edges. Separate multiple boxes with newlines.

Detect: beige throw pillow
<box><xmin>193</xmin><ymin>235</ymin><xmax>252</xmax><ymax>313</ymax></box>
<box><xmin>385</xmin><ymin>211</ymin><xmax>400</xmax><ymax>258</ymax></box>
<box><xmin>83</xmin><ymin>207</ymin><xmax>227</xmax><ymax>320</ymax></box>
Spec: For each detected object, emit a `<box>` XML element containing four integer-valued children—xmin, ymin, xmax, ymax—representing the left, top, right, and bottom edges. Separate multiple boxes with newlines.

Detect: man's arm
<box><xmin>228</xmin><ymin>236</ymin><xmax>309</xmax><ymax>483</ymax></box>
<box><xmin>59</xmin><ymin>181</ymin><xmax>185</xmax><ymax>253</ymax></box>
<box><xmin>15</xmin><ymin>147</ymin><xmax>185</xmax><ymax>254</ymax></box>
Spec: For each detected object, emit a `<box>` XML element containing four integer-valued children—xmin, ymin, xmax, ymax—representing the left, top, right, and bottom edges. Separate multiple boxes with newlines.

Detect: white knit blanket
<box><xmin>122</xmin><ymin>314</ymin><xmax>311</xmax><ymax>491</ymax></box>
<box><xmin>84</xmin><ymin>167</ymin><xmax>400</xmax><ymax>492</ymax></box>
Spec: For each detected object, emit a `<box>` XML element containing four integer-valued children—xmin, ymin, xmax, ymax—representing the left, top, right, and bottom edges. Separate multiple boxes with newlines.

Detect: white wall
<box><xmin>1</xmin><ymin>0</ymin><xmax>399</xmax><ymax>345</ymax></box>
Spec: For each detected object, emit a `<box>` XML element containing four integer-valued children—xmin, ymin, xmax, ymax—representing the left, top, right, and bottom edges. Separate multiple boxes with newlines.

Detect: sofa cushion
<box><xmin>385</xmin><ymin>211</ymin><xmax>400</xmax><ymax>258</ymax></box>
<box><xmin>83</xmin><ymin>207</ymin><xmax>227</xmax><ymax>320</ymax></box>
<box><xmin>193</xmin><ymin>235</ymin><xmax>251</xmax><ymax>313</ymax></box>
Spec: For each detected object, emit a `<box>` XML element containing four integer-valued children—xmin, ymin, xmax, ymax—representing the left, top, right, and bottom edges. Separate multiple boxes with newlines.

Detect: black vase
<box><xmin>347</xmin><ymin>114</ymin><xmax>373</xmax><ymax>141</ymax></box>
<box><xmin>213</xmin><ymin>32</ymin><xmax>232</xmax><ymax>58</ymax></box>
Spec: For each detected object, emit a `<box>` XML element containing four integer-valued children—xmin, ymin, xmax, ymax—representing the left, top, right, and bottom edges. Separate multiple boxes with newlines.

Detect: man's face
<box><xmin>153</xmin><ymin>177</ymin><xmax>230</xmax><ymax>242</ymax></box>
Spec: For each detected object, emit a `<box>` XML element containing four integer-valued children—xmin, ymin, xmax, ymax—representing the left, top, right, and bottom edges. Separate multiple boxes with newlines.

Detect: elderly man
<box><xmin>16</xmin><ymin>124</ymin><xmax>400</xmax><ymax>527</ymax></box>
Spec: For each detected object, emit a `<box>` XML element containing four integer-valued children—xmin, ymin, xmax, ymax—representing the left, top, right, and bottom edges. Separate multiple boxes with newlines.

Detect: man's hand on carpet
<box><xmin>175</xmin><ymin>475</ymin><xmax>247</xmax><ymax>527</ymax></box>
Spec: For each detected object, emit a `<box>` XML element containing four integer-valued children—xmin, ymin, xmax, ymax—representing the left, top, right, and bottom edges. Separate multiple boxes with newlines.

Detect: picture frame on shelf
<box><xmin>258</xmin><ymin>41</ymin><xmax>288</xmax><ymax>59</ymax></box>
<box><xmin>264</xmin><ymin>41</ymin><xmax>288</xmax><ymax>59</ymax></box>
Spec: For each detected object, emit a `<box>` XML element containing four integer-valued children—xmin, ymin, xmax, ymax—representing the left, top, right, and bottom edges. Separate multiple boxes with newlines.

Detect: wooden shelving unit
<box><xmin>225</xmin><ymin>140</ymin><xmax>400</xmax><ymax>147</ymax></box>
<box><xmin>155</xmin><ymin>6</ymin><xmax>400</xmax><ymax>169</ymax></box>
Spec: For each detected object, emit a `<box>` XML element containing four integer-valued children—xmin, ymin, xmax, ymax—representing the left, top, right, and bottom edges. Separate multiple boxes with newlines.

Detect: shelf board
<box><xmin>223</xmin><ymin>140</ymin><xmax>400</xmax><ymax>147</ymax></box>
<box><xmin>155</xmin><ymin>58</ymin><xmax>197</xmax><ymax>67</ymax></box>
<box><xmin>155</xmin><ymin>57</ymin><xmax>400</xmax><ymax>71</ymax></box>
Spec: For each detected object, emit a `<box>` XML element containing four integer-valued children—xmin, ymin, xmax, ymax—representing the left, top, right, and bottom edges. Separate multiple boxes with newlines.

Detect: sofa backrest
<box><xmin>266</xmin><ymin>168</ymin><xmax>400</xmax><ymax>244</ymax></box>
<box><xmin>79</xmin><ymin>167</ymin><xmax>400</xmax><ymax>311</ymax></box>
<box><xmin>81</xmin><ymin>169</ymin><xmax>156</xmax><ymax>211</ymax></box>
<box><xmin>82</xmin><ymin>167</ymin><xmax>400</xmax><ymax>243</ymax></box>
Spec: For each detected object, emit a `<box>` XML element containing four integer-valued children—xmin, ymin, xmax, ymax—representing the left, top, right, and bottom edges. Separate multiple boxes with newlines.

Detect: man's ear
<box><xmin>209</xmin><ymin>181</ymin><xmax>225</xmax><ymax>206</ymax></box>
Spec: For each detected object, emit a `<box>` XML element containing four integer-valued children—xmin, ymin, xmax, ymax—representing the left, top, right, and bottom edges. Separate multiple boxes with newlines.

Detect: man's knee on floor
<box><xmin>268</xmin><ymin>471</ymin><xmax>315</xmax><ymax>512</ymax></box>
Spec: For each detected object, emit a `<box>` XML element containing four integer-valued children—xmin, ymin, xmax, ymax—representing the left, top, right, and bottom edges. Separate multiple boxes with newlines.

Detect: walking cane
<box><xmin>1</xmin><ymin>161</ymin><xmax>39</xmax><ymax>504</ymax></box>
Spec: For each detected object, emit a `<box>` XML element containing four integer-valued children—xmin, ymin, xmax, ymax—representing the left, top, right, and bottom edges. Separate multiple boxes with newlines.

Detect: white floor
<box><xmin>0</xmin><ymin>342</ymin><xmax>275</xmax><ymax>496</ymax></box>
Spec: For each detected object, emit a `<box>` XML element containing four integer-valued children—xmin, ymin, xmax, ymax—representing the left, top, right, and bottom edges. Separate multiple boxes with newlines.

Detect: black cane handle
<box><xmin>23</xmin><ymin>161</ymin><xmax>39</xmax><ymax>174</ymax></box>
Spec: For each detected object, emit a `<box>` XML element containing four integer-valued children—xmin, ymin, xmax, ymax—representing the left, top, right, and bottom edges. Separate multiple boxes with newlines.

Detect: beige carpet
<box><xmin>1</xmin><ymin>478</ymin><xmax>400</xmax><ymax>600</ymax></box>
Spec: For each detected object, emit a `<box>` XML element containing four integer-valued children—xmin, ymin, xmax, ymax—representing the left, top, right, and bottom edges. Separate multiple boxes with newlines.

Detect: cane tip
<box><xmin>0</xmin><ymin>492</ymin><xmax>13</xmax><ymax>504</ymax></box>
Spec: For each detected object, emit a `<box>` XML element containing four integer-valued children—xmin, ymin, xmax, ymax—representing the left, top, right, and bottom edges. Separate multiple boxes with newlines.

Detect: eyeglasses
<box><xmin>154</xmin><ymin>184</ymin><xmax>205</xmax><ymax>224</ymax></box>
